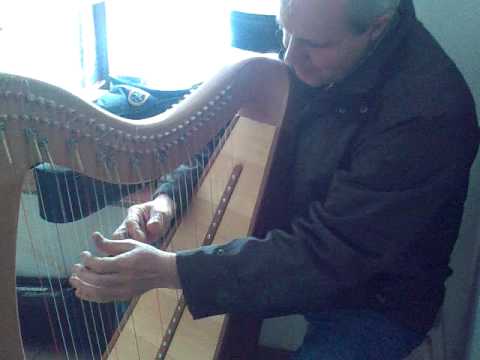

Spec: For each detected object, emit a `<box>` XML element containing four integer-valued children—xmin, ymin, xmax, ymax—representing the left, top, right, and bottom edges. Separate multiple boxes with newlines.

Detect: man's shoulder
<box><xmin>379</xmin><ymin>20</ymin><xmax>475</xmax><ymax>125</ymax></box>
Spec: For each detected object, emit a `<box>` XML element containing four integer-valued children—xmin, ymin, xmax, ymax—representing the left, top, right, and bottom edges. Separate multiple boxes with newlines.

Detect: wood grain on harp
<box><xmin>0</xmin><ymin>57</ymin><xmax>291</xmax><ymax>359</ymax></box>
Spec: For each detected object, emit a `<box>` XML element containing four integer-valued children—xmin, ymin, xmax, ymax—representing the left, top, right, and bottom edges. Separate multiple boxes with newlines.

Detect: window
<box><xmin>0</xmin><ymin>0</ymin><xmax>100</xmax><ymax>90</ymax></box>
<box><xmin>105</xmin><ymin>0</ymin><xmax>280</xmax><ymax>89</ymax></box>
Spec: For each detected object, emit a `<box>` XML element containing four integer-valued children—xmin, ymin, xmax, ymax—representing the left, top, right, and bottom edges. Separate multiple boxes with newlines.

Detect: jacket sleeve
<box><xmin>176</xmin><ymin>111</ymin><xmax>479</xmax><ymax>319</ymax></box>
<box><xmin>153</xmin><ymin>130</ymin><xmax>225</xmax><ymax>216</ymax></box>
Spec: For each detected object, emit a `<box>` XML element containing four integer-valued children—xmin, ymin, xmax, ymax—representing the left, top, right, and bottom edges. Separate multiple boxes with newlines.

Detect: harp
<box><xmin>0</xmin><ymin>57</ymin><xmax>292</xmax><ymax>359</ymax></box>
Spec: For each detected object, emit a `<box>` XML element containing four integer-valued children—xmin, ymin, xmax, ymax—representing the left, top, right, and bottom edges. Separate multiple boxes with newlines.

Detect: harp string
<box><xmin>29</xmin><ymin>154</ymin><xmax>76</xmax><ymax>358</ymax></box>
<box><xmin>20</xmin><ymin>180</ymin><xmax>66</xmax><ymax>353</ymax></box>
<box><xmin>11</xmin><ymin>80</ymin><xmax>52</xmax><ymax>357</ymax></box>
<box><xmin>18</xmin><ymin>183</ymin><xmax>63</xmax><ymax>356</ymax></box>
<box><xmin>110</xmin><ymin>160</ymin><xmax>143</xmax><ymax>360</ymax></box>
<box><xmin>49</xmin><ymin>142</ymin><xmax>117</xmax><ymax>359</ymax></box>
<box><xmin>67</xmin><ymin>162</ymin><xmax>104</xmax><ymax>359</ymax></box>
<box><xmin>109</xmin><ymin>165</ymin><xmax>142</xmax><ymax>360</ymax></box>
<box><xmin>18</xmin><ymin>77</ymin><xmax>80</xmax><ymax>359</ymax></box>
<box><xmin>99</xmin><ymin>162</ymin><xmax>125</xmax><ymax>360</ymax></box>
<box><xmin>89</xmin><ymin>163</ymin><xmax>119</xmax><ymax>358</ymax></box>
<box><xmin>41</xmin><ymin>115</ymin><xmax>109</xmax><ymax>358</ymax></box>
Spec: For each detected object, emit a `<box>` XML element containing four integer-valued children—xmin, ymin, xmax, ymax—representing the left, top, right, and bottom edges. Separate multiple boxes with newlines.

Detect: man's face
<box><xmin>279</xmin><ymin>0</ymin><xmax>374</xmax><ymax>87</ymax></box>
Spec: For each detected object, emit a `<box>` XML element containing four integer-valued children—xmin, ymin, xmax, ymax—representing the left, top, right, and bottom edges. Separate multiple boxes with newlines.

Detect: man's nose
<box><xmin>283</xmin><ymin>37</ymin><xmax>303</xmax><ymax>66</ymax></box>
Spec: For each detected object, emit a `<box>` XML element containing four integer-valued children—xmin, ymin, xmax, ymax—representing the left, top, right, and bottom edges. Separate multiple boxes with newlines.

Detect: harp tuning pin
<box><xmin>36</xmin><ymin>96</ymin><xmax>46</xmax><ymax>106</ymax></box>
<box><xmin>46</xmin><ymin>99</ymin><xmax>56</xmax><ymax>108</ymax></box>
<box><xmin>96</xmin><ymin>123</ymin><xmax>107</xmax><ymax>133</ymax></box>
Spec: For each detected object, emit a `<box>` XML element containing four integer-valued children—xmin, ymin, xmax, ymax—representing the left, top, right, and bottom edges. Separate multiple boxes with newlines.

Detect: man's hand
<box><xmin>113</xmin><ymin>194</ymin><xmax>174</xmax><ymax>244</ymax></box>
<box><xmin>69</xmin><ymin>232</ymin><xmax>180</xmax><ymax>303</ymax></box>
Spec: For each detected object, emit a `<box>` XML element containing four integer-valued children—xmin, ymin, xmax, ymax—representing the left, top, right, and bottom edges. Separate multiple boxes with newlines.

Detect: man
<box><xmin>70</xmin><ymin>0</ymin><xmax>479</xmax><ymax>358</ymax></box>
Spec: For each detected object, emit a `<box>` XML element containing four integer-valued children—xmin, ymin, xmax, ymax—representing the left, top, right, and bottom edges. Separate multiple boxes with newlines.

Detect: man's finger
<box><xmin>111</xmin><ymin>221</ymin><xmax>128</xmax><ymax>240</ymax></box>
<box><xmin>146</xmin><ymin>210</ymin><xmax>167</xmax><ymax>241</ymax></box>
<box><xmin>69</xmin><ymin>275</ymin><xmax>128</xmax><ymax>303</ymax></box>
<box><xmin>93</xmin><ymin>232</ymin><xmax>136</xmax><ymax>256</ymax></box>
<box><xmin>72</xmin><ymin>264</ymin><xmax>126</xmax><ymax>287</ymax></box>
<box><xmin>126</xmin><ymin>219</ymin><xmax>146</xmax><ymax>242</ymax></box>
<box><xmin>80</xmin><ymin>253</ymin><xmax>119</xmax><ymax>274</ymax></box>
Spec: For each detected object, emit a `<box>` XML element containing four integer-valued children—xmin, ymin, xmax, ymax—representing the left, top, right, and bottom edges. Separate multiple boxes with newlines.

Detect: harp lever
<box><xmin>24</xmin><ymin>128</ymin><xmax>43</xmax><ymax>162</ymax></box>
<box><xmin>67</xmin><ymin>137</ymin><xmax>85</xmax><ymax>173</ymax></box>
<box><xmin>0</xmin><ymin>122</ymin><xmax>13</xmax><ymax>165</ymax></box>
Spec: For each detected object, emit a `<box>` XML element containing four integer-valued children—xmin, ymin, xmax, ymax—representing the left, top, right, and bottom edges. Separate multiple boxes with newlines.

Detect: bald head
<box><xmin>280</xmin><ymin>0</ymin><xmax>400</xmax><ymax>34</ymax></box>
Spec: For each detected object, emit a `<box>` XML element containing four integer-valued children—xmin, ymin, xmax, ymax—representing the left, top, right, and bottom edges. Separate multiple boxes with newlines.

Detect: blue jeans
<box><xmin>292</xmin><ymin>309</ymin><xmax>424</xmax><ymax>360</ymax></box>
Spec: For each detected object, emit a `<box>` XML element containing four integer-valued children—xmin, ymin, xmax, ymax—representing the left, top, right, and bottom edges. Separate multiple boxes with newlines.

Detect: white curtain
<box><xmin>0</xmin><ymin>0</ymin><xmax>95</xmax><ymax>90</ymax></box>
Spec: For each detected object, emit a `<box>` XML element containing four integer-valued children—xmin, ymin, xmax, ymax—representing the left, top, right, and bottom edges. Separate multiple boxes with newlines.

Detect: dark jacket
<box><xmin>172</xmin><ymin>1</ymin><xmax>479</xmax><ymax>334</ymax></box>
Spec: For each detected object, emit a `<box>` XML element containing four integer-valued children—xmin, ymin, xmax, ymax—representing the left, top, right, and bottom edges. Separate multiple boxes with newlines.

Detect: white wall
<box><xmin>414</xmin><ymin>1</ymin><xmax>480</xmax><ymax>359</ymax></box>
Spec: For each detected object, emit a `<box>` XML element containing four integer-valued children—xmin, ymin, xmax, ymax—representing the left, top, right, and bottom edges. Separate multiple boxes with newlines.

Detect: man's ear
<box><xmin>367</xmin><ymin>14</ymin><xmax>393</xmax><ymax>42</ymax></box>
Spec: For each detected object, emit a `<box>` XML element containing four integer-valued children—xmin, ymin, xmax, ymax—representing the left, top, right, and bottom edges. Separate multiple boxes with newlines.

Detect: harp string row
<box><xmin>20</xmin><ymin>167</ymin><xmax>77</xmax><ymax>357</ymax></box>
<box><xmin>22</xmin><ymin>139</ymin><xmax>73</xmax><ymax>357</ymax></box>
<box><xmin>69</xmin><ymin>151</ymin><xmax>109</xmax><ymax>359</ymax></box>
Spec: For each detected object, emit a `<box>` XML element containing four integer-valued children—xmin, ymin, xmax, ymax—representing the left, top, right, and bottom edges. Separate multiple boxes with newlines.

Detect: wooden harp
<box><xmin>0</xmin><ymin>57</ymin><xmax>292</xmax><ymax>359</ymax></box>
